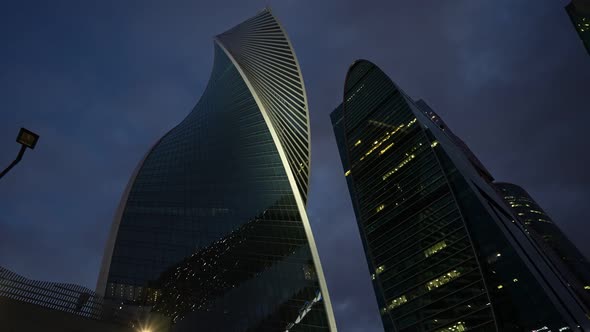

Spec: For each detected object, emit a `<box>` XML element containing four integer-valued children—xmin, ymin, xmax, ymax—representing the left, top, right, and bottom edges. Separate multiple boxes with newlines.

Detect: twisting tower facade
<box><xmin>97</xmin><ymin>9</ymin><xmax>336</xmax><ymax>331</ymax></box>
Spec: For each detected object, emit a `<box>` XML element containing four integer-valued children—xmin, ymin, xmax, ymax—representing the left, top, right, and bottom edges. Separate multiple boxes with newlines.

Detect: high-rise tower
<box><xmin>331</xmin><ymin>59</ymin><xmax>590</xmax><ymax>331</ymax></box>
<box><xmin>97</xmin><ymin>9</ymin><xmax>336</xmax><ymax>331</ymax></box>
<box><xmin>496</xmin><ymin>182</ymin><xmax>590</xmax><ymax>311</ymax></box>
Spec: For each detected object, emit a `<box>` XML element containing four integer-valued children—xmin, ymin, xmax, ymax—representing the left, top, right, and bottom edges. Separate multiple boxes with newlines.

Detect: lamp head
<box><xmin>16</xmin><ymin>128</ymin><xmax>39</xmax><ymax>149</ymax></box>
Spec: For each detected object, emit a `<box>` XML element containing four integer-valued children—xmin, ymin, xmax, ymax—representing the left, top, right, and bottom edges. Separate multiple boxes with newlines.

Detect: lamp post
<box><xmin>0</xmin><ymin>128</ymin><xmax>39</xmax><ymax>180</ymax></box>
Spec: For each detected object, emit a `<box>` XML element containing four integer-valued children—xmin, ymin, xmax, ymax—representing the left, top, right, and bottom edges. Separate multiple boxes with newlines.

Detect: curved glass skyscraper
<box><xmin>97</xmin><ymin>9</ymin><xmax>336</xmax><ymax>331</ymax></box>
<box><xmin>331</xmin><ymin>60</ymin><xmax>590</xmax><ymax>331</ymax></box>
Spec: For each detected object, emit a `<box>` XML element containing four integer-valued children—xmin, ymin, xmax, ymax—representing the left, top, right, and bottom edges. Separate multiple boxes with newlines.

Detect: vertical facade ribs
<box><xmin>217</xmin><ymin>9</ymin><xmax>312</xmax><ymax>203</ymax></box>
<box><xmin>97</xmin><ymin>9</ymin><xmax>335</xmax><ymax>331</ymax></box>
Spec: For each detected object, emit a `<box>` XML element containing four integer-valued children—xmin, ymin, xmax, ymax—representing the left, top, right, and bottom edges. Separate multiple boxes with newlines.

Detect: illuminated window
<box><xmin>375</xmin><ymin>265</ymin><xmax>385</xmax><ymax>274</ymax></box>
<box><xmin>380</xmin><ymin>142</ymin><xmax>394</xmax><ymax>155</ymax></box>
<box><xmin>376</xmin><ymin>204</ymin><xmax>385</xmax><ymax>213</ymax></box>
<box><xmin>584</xmin><ymin>285</ymin><xmax>590</xmax><ymax>290</ymax></box>
<box><xmin>430</xmin><ymin>141</ymin><xmax>439</xmax><ymax>147</ymax></box>
<box><xmin>513</xmin><ymin>278</ymin><xmax>518</xmax><ymax>283</ymax></box>
<box><xmin>344</xmin><ymin>170</ymin><xmax>351</xmax><ymax>177</ymax></box>
<box><xmin>359</xmin><ymin>123</ymin><xmax>406</xmax><ymax>160</ymax></box>
<box><xmin>424</xmin><ymin>241</ymin><xmax>447</xmax><ymax>257</ymax></box>
<box><xmin>436</xmin><ymin>321</ymin><xmax>467</xmax><ymax>332</ymax></box>
<box><xmin>346</xmin><ymin>84</ymin><xmax>365</xmax><ymax>102</ymax></box>
<box><xmin>510</xmin><ymin>203</ymin><xmax>530</xmax><ymax>208</ymax></box>
<box><xmin>383</xmin><ymin>153</ymin><xmax>417</xmax><ymax>180</ymax></box>
<box><xmin>426</xmin><ymin>270</ymin><xmax>461</xmax><ymax>291</ymax></box>
<box><xmin>387</xmin><ymin>295</ymin><xmax>407</xmax><ymax>310</ymax></box>
<box><xmin>355</xmin><ymin>140</ymin><xmax>362</xmax><ymax>146</ymax></box>
<box><xmin>497</xmin><ymin>284</ymin><xmax>503</xmax><ymax>289</ymax></box>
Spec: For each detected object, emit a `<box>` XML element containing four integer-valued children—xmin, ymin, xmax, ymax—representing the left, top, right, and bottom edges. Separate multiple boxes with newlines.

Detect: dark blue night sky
<box><xmin>1</xmin><ymin>1</ymin><xmax>589</xmax><ymax>331</ymax></box>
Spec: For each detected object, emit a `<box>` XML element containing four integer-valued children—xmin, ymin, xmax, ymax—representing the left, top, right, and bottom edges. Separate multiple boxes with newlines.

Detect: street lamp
<box><xmin>0</xmin><ymin>128</ymin><xmax>39</xmax><ymax>180</ymax></box>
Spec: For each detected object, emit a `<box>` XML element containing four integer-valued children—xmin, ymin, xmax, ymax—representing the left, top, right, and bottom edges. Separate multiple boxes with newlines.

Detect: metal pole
<box><xmin>0</xmin><ymin>145</ymin><xmax>27</xmax><ymax>180</ymax></box>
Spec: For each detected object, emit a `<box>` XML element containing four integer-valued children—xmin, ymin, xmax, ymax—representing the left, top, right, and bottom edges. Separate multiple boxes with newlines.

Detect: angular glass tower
<box><xmin>331</xmin><ymin>60</ymin><xmax>590</xmax><ymax>331</ymax></box>
<box><xmin>97</xmin><ymin>9</ymin><xmax>336</xmax><ymax>331</ymax></box>
<box><xmin>496</xmin><ymin>182</ymin><xmax>590</xmax><ymax>311</ymax></box>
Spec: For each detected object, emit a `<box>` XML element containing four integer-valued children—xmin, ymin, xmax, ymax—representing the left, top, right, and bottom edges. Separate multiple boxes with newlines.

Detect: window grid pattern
<box><xmin>335</xmin><ymin>60</ymin><xmax>494</xmax><ymax>332</ymax></box>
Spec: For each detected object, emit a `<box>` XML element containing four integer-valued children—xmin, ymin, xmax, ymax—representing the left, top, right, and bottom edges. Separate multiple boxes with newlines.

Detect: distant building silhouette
<box><xmin>331</xmin><ymin>59</ymin><xmax>590</xmax><ymax>331</ymax></box>
<box><xmin>496</xmin><ymin>182</ymin><xmax>590</xmax><ymax>311</ymax></box>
